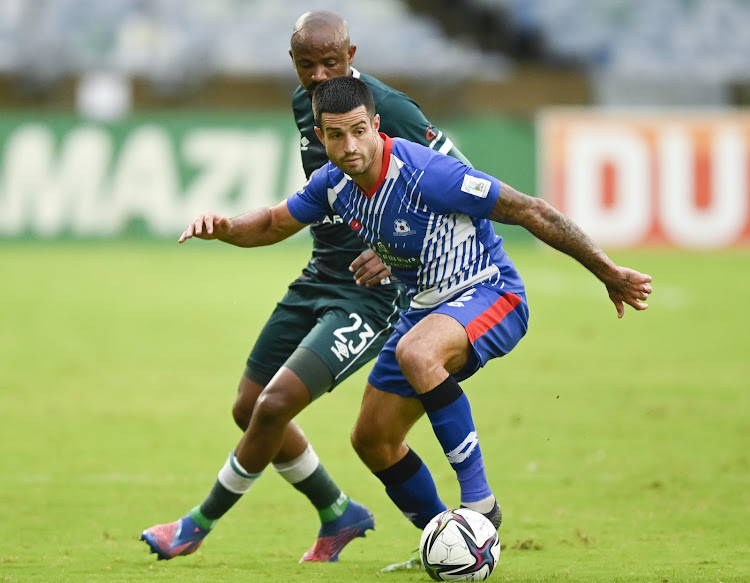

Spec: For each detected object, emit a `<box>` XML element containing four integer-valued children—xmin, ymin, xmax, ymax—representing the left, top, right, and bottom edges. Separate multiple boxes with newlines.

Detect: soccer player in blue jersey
<box><xmin>177</xmin><ymin>76</ymin><xmax>652</xmax><ymax>564</ymax></box>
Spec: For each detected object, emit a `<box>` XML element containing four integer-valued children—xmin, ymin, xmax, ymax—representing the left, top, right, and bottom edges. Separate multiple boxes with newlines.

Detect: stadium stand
<box><xmin>464</xmin><ymin>0</ymin><xmax>750</xmax><ymax>74</ymax></box>
<box><xmin>459</xmin><ymin>0</ymin><xmax>750</xmax><ymax>104</ymax></box>
<box><xmin>0</xmin><ymin>0</ymin><xmax>748</xmax><ymax>111</ymax></box>
<box><xmin>0</xmin><ymin>0</ymin><xmax>507</xmax><ymax>79</ymax></box>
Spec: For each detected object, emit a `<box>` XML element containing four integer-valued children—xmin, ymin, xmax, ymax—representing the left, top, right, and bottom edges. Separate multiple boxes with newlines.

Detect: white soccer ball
<box><xmin>419</xmin><ymin>508</ymin><xmax>500</xmax><ymax>581</ymax></box>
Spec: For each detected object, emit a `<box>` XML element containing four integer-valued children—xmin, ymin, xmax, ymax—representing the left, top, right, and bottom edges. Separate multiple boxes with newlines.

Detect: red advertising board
<box><xmin>538</xmin><ymin>109</ymin><xmax>750</xmax><ymax>248</ymax></box>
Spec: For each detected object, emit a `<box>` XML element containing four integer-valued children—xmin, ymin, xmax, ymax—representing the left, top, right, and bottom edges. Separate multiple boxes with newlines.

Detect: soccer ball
<box><xmin>419</xmin><ymin>508</ymin><xmax>500</xmax><ymax>581</ymax></box>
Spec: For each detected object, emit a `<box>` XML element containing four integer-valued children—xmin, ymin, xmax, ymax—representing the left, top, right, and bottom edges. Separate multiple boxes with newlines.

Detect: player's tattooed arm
<box><xmin>488</xmin><ymin>182</ymin><xmax>614</xmax><ymax>279</ymax></box>
<box><xmin>488</xmin><ymin>182</ymin><xmax>652</xmax><ymax>317</ymax></box>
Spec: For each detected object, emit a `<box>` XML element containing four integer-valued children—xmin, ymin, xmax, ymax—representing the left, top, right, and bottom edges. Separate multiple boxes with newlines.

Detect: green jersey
<box><xmin>291</xmin><ymin>67</ymin><xmax>470</xmax><ymax>283</ymax></box>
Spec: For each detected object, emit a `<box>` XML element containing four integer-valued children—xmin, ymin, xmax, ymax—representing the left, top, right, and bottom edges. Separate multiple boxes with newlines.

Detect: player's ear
<box><xmin>372</xmin><ymin>113</ymin><xmax>380</xmax><ymax>132</ymax></box>
<box><xmin>314</xmin><ymin>126</ymin><xmax>324</xmax><ymax>142</ymax></box>
<box><xmin>348</xmin><ymin>44</ymin><xmax>357</xmax><ymax>63</ymax></box>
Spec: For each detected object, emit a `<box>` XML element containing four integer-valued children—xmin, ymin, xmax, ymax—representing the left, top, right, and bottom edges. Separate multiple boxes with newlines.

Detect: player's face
<box><xmin>289</xmin><ymin>34</ymin><xmax>356</xmax><ymax>95</ymax></box>
<box><xmin>316</xmin><ymin>106</ymin><xmax>381</xmax><ymax>183</ymax></box>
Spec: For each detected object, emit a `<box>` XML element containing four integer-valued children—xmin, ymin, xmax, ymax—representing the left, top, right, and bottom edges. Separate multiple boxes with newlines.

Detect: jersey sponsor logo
<box><xmin>425</xmin><ymin>125</ymin><xmax>437</xmax><ymax>141</ymax></box>
<box><xmin>300</xmin><ymin>135</ymin><xmax>310</xmax><ymax>151</ymax></box>
<box><xmin>350</xmin><ymin>219</ymin><xmax>363</xmax><ymax>231</ymax></box>
<box><xmin>461</xmin><ymin>174</ymin><xmax>491</xmax><ymax>198</ymax></box>
<box><xmin>330</xmin><ymin>313</ymin><xmax>375</xmax><ymax>362</ymax></box>
<box><xmin>393</xmin><ymin>218</ymin><xmax>416</xmax><ymax>236</ymax></box>
<box><xmin>319</xmin><ymin>214</ymin><xmax>345</xmax><ymax>225</ymax></box>
<box><xmin>375</xmin><ymin>240</ymin><xmax>422</xmax><ymax>269</ymax></box>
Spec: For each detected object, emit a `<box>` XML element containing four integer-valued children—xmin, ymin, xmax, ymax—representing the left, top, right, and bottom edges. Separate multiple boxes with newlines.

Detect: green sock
<box><xmin>189</xmin><ymin>479</ymin><xmax>243</xmax><ymax>530</ymax></box>
<box><xmin>189</xmin><ymin>505</ymin><xmax>218</xmax><ymax>530</ymax></box>
<box><xmin>290</xmin><ymin>465</ymin><xmax>349</xmax><ymax>523</ymax></box>
<box><xmin>273</xmin><ymin>446</ymin><xmax>350</xmax><ymax>523</ymax></box>
<box><xmin>188</xmin><ymin>453</ymin><xmax>261</xmax><ymax>530</ymax></box>
<box><xmin>317</xmin><ymin>491</ymin><xmax>350</xmax><ymax>523</ymax></box>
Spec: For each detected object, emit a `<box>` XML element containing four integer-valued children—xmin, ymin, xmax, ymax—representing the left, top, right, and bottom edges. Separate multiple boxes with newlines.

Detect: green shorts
<box><xmin>245</xmin><ymin>277</ymin><xmax>408</xmax><ymax>399</ymax></box>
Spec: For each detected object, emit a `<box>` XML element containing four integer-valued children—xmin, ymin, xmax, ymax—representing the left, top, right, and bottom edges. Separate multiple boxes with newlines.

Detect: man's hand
<box><xmin>605</xmin><ymin>267</ymin><xmax>653</xmax><ymax>318</ymax></box>
<box><xmin>349</xmin><ymin>249</ymin><xmax>392</xmax><ymax>287</ymax></box>
<box><xmin>178</xmin><ymin>213</ymin><xmax>231</xmax><ymax>243</ymax></box>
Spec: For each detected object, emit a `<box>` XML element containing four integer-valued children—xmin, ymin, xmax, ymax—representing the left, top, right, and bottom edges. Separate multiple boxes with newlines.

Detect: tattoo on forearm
<box><xmin>541</xmin><ymin>210</ymin><xmax>606</xmax><ymax>272</ymax></box>
<box><xmin>491</xmin><ymin>183</ymin><xmax>609</xmax><ymax>278</ymax></box>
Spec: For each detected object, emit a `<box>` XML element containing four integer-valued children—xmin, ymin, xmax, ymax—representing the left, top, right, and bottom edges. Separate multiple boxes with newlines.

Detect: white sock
<box><xmin>272</xmin><ymin>444</ymin><xmax>319</xmax><ymax>484</ymax></box>
<box><xmin>462</xmin><ymin>494</ymin><xmax>496</xmax><ymax>514</ymax></box>
<box><xmin>218</xmin><ymin>453</ymin><xmax>261</xmax><ymax>494</ymax></box>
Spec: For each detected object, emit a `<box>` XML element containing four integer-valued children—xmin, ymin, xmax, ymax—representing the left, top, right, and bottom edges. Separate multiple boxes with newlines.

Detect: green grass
<box><xmin>1</xmin><ymin>240</ymin><xmax>748</xmax><ymax>583</ymax></box>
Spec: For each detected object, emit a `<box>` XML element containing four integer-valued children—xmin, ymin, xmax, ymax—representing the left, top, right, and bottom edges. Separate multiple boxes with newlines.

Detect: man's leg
<box><xmin>141</xmin><ymin>279</ymin><xmax>401</xmax><ymax>562</ymax></box>
<box><xmin>142</xmin><ymin>348</ymin><xmax>377</xmax><ymax>561</ymax></box>
<box><xmin>235</xmin><ymin>374</ymin><xmax>355</xmax><ymax>526</ymax></box>
<box><xmin>140</xmin><ymin>367</ymin><xmax>312</xmax><ymax>560</ymax></box>
<box><xmin>370</xmin><ymin>311</ymin><xmax>503</xmax><ymax>572</ymax></box>
<box><xmin>351</xmin><ymin>383</ymin><xmax>447</xmax><ymax>529</ymax></box>
<box><xmin>395</xmin><ymin>313</ymin><xmax>501</xmax><ymax>526</ymax></box>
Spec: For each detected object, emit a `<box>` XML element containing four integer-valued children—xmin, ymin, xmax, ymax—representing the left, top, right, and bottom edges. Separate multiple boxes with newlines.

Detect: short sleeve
<box><xmin>418</xmin><ymin>155</ymin><xmax>501</xmax><ymax>218</ymax></box>
<box><xmin>286</xmin><ymin>167</ymin><xmax>331</xmax><ymax>224</ymax></box>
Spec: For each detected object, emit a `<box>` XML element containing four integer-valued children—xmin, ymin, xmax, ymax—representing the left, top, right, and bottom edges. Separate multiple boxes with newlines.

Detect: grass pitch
<box><xmin>1</xmin><ymin>239</ymin><xmax>748</xmax><ymax>583</ymax></box>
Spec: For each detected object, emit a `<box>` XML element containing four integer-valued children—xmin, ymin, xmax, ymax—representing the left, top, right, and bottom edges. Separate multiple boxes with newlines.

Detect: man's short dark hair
<box><xmin>312</xmin><ymin>76</ymin><xmax>375</xmax><ymax>128</ymax></box>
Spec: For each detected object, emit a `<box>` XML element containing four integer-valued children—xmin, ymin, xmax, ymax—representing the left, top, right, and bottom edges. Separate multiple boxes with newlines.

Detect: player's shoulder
<box><xmin>391</xmin><ymin>137</ymin><xmax>460</xmax><ymax>172</ymax></box>
<box><xmin>355</xmin><ymin>69</ymin><xmax>418</xmax><ymax>108</ymax></box>
<box><xmin>291</xmin><ymin>85</ymin><xmax>311</xmax><ymax>108</ymax></box>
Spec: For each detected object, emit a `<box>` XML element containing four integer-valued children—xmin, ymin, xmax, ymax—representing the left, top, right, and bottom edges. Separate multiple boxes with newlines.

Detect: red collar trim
<box><xmin>362</xmin><ymin>133</ymin><xmax>393</xmax><ymax>198</ymax></box>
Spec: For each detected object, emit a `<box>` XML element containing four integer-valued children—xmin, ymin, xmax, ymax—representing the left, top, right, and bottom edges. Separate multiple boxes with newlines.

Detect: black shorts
<box><xmin>246</xmin><ymin>277</ymin><xmax>408</xmax><ymax>395</ymax></box>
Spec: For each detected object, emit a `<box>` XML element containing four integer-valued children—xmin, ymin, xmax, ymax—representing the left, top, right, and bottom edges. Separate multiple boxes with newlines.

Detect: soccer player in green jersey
<box><xmin>141</xmin><ymin>10</ymin><xmax>472</xmax><ymax>564</ymax></box>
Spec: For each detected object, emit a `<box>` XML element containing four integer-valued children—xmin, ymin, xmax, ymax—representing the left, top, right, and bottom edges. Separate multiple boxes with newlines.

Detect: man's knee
<box><xmin>232</xmin><ymin>399</ymin><xmax>252</xmax><ymax>431</ymax></box>
<box><xmin>396</xmin><ymin>315</ymin><xmax>470</xmax><ymax>383</ymax></box>
<box><xmin>253</xmin><ymin>390</ymin><xmax>297</xmax><ymax>427</ymax></box>
<box><xmin>251</xmin><ymin>368</ymin><xmax>312</xmax><ymax>428</ymax></box>
<box><xmin>233</xmin><ymin>376</ymin><xmax>264</xmax><ymax>430</ymax></box>
<box><xmin>395</xmin><ymin>335</ymin><xmax>428</xmax><ymax>379</ymax></box>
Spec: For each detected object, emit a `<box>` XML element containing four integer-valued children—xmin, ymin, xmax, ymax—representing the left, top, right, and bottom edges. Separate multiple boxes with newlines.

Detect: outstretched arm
<box><xmin>178</xmin><ymin>200</ymin><xmax>307</xmax><ymax>247</ymax></box>
<box><xmin>489</xmin><ymin>183</ymin><xmax>653</xmax><ymax>318</ymax></box>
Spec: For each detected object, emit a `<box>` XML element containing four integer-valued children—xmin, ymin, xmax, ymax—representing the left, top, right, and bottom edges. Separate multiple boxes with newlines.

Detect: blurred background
<box><xmin>2</xmin><ymin>5</ymin><xmax>749</xmax><ymax>580</ymax></box>
<box><xmin>1</xmin><ymin>0</ymin><xmax>749</xmax><ymax>246</ymax></box>
<box><xmin>4</xmin><ymin>0</ymin><xmax>750</xmax><ymax>113</ymax></box>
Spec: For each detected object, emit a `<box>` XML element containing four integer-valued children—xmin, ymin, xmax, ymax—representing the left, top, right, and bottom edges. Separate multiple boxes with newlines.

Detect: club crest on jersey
<box><xmin>300</xmin><ymin>136</ymin><xmax>310</xmax><ymax>151</ymax></box>
<box><xmin>350</xmin><ymin>219</ymin><xmax>363</xmax><ymax>231</ymax></box>
<box><xmin>393</xmin><ymin>219</ymin><xmax>416</xmax><ymax>236</ymax></box>
<box><xmin>461</xmin><ymin>174</ymin><xmax>491</xmax><ymax>198</ymax></box>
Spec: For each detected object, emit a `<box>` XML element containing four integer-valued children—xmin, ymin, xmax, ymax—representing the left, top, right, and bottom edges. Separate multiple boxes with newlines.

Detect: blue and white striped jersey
<box><xmin>287</xmin><ymin>135</ymin><xmax>524</xmax><ymax>309</ymax></box>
